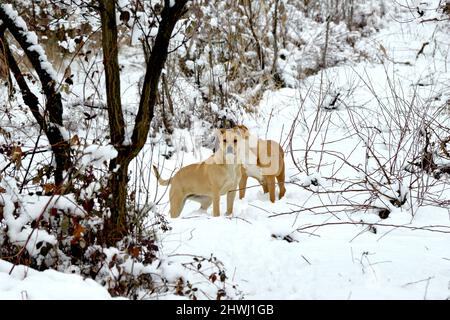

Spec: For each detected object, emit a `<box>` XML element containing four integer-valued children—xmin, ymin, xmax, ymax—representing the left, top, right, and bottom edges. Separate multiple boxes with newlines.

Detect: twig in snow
<box><xmin>402</xmin><ymin>276</ymin><xmax>434</xmax><ymax>288</ymax></box>
<box><xmin>296</xmin><ymin>222</ymin><xmax>450</xmax><ymax>234</ymax></box>
<box><xmin>301</xmin><ymin>255</ymin><xmax>311</xmax><ymax>265</ymax></box>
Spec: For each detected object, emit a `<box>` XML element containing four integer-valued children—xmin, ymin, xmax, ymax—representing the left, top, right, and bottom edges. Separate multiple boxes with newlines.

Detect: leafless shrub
<box><xmin>284</xmin><ymin>59</ymin><xmax>450</xmax><ymax>226</ymax></box>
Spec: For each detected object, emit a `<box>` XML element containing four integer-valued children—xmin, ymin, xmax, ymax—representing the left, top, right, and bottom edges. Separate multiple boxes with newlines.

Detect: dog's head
<box><xmin>233</xmin><ymin>124</ymin><xmax>259</xmax><ymax>165</ymax></box>
<box><xmin>215</xmin><ymin>127</ymin><xmax>243</xmax><ymax>164</ymax></box>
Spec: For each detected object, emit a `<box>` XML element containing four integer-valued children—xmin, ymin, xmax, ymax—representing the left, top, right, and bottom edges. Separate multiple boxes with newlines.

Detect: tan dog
<box><xmin>235</xmin><ymin>125</ymin><xmax>286</xmax><ymax>203</ymax></box>
<box><xmin>153</xmin><ymin>128</ymin><xmax>243</xmax><ymax>218</ymax></box>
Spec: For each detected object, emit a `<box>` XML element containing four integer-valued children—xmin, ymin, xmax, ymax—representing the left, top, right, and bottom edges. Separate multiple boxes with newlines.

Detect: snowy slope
<box><xmin>0</xmin><ymin>260</ymin><xmax>112</xmax><ymax>299</ymax></box>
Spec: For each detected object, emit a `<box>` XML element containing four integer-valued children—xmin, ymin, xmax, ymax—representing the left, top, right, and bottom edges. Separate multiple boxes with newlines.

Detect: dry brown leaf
<box><xmin>42</xmin><ymin>183</ymin><xmax>56</xmax><ymax>194</ymax></box>
<box><xmin>70</xmin><ymin>134</ymin><xmax>80</xmax><ymax>146</ymax></box>
<box><xmin>11</xmin><ymin>146</ymin><xmax>22</xmax><ymax>169</ymax></box>
<box><xmin>72</xmin><ymin>223</ymin><xmax>86</xmax><ymax>243</ymax></box>
<box><xmin>129</xmin><ymin>246</ymin><xmax>140</xmax><ymax>258</ymax></box>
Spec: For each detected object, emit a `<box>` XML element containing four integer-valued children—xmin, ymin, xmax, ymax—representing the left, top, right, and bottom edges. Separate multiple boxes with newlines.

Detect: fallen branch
<box><xmin>297</xmin><ymin>221</ymin><xmax>450</xmax><ymax>234</ymax></box>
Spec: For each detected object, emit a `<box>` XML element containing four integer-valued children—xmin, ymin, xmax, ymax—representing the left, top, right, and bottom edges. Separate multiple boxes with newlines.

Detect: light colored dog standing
<box><xmin>152</xmin><ymin>128</ymin><xmax>243</xmax><ymax>218</ymax></box>
<box><xmin>235</xmin><ymin>125</ymin><xmax>286</xmax><ymax>203</ymax></box>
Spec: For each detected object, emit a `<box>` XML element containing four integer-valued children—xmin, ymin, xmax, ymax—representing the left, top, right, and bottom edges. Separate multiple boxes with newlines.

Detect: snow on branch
<box><xmin>0</xmin><ymin>4</ymin><xmax>63</xmax><ymax>126</ymax></box>
<box><xmin>0</xmin><ymin>4</ymin><xmax>57</xmax><ymax>81</ymax></box>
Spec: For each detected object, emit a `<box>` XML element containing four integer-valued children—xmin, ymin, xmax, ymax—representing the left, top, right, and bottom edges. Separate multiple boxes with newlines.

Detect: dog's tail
<box><xmin>152</xmin><ymin>165</ymin><xmax>171</xmax><ymax>186</ymax></box>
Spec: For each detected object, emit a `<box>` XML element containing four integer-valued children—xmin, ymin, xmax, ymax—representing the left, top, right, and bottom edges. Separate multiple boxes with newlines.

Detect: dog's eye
<box><xmin>234</xmin><ymin>139</ymin><xmax>237</xmax><ymax>143</ymax></box>
<box><xmin>223</xmin><ymin>139</ymin><xmax>227</xmax><ymax>143</ymax></box>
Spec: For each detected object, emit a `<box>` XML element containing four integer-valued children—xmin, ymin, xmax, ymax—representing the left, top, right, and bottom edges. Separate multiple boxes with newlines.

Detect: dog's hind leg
<box><xmin>262</xmin><ymin>183</ymin><xmax>269</xmax><ymax>194</ymax></box>
<box><xmin>277</xmin><ymin>166</ymin><xmax>286</xmax><ymax>200</ymax></box>
<box><xmin>266</xmin><ymin>175</ymin><xmax>276</xmax><ymax>203</ymax></box>
<box><xmin>261</xmin><ymin>177</ymin><xmax>269</xmax><ymax>194</ymax></box>
<box><xmin>212</xmin><ymin>191</ymin><xmax>221</xmax><ymax>217</ymax></box>
<box><xmin>226</xmin><ymin>187</ymin><xmax>237</xmax><ymax>216</ymax></box>
<box><xmin>169</xmin><ymin>188</ymin><xmax>186</xmax><ymax>218</ymax></box>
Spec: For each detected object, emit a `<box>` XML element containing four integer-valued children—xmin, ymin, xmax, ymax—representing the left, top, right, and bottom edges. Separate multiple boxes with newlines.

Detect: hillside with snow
<box><xmin>1</xmin><ymin>0</ymin><xmax>450</xmax><ymax>300</ymax></box>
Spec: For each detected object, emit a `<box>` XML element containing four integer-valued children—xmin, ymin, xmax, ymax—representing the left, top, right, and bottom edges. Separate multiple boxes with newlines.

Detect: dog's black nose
<box><xmin>226</xmin><ymin>145</ymin><xmax>233</xmax><ymax>154</ymax></box>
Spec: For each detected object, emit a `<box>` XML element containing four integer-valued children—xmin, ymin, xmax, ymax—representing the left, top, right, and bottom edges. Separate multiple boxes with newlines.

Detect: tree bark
<box><xmin>99</xmin><ymin>0</ymin><xmax>188</xmax><ymax>244</ymax></box>
<box><xmin>271</xmin><ymin>0</ymin><xmax>279</xmax><ymax>75</ymax></box>
<box><xmin>161</xmin><ymin>74</ymin><xmax>175</xmax><ymax>135</ymax></box>
<box><xmin>99</xmin><ymin>0</ymin><xmax>125</xmax><ymax>148</ymax></box>
<box><xmin>104</xmin><ymin>154</ymin><xmax>130</xmax><ymax>243</ymax></box>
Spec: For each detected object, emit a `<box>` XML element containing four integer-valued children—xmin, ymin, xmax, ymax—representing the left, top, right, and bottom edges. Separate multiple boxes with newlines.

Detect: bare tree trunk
<box><xmin>271</xmin><ymin>0</ymin><xmax>284</xmax><ymax>86</ymax></box>
<box><xmin>104</xmin><ymin>154</ymin><xmax>130</xmax><ymax>243</ymax></box>
<box><xmin>99</xmin><ymin>0</ymin><xmax>125</xmax><ymax>148</ymax></box>
<box><xmin>161</xmin><ymin>74</ymin><xmax>175</xmax><ymax>135</ymax></box>
<box><xmin>98</xmin><ymin>0</ymin><xmax>188</xmax><ymax>244</ymax></box>
<box><xmin>271</xmin><ymin>0</ymin><xmax>279</xmax><ymax>75</ymax></box>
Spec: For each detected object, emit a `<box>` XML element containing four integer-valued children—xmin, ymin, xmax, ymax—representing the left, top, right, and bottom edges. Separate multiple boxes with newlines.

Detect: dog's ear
<box><xmin>235</xmin><ymin>125</ymin><xmax>250</xmax><ymax>138</ymax></box>
<box><xmin>215</xmin><ymin>128</ymin><xmax>225</xmax><ymax>138</ymax></box>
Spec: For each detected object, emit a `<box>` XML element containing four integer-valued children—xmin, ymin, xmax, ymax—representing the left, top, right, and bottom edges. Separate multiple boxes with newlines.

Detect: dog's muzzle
<box><xmin>226</xmin><ymin>146</ymin><xmax>234</xmax><ymax>154</ymax></box>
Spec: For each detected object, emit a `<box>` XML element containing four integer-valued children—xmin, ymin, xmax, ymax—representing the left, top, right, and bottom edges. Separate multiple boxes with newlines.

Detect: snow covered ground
<box><xmin>152</xmin><ymin>1</ymin><xmax>450</xmax><ymax>300</ymax></box>
<box><xmin>0</xmin><ymin>259</ymin><xmax>112</xmax><ymax>299</ymax></box>
<box><xmin>1</xmin><ymin>0</ymin><xmax>450</xmax><ymax>300</ymax></box>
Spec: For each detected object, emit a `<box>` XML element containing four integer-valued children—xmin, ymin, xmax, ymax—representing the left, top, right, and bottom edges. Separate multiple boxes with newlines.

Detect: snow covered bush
<box><xmin>284</xmin><ymin>49</ymin><xmax>450</xmax><ymax>220</ymax></box>
<box><xmin>144</xmin><ymin>0</ymin><xmax>388</xmax><ymax>133</ymax></box>
<box><xmin>3</xmin><ymin>0</ymin><xmax>388</xmax><ymax>137</ymax></box>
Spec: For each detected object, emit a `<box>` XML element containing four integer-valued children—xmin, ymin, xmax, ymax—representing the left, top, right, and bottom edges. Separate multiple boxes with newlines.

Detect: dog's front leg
<box><xmin>266</xmin><ymin>175</ymin><xmax>276</xmax><ymax>203</ymax></box>
<box><xmin>212</xmin><ymin>191</ymin><xmax>221</xmax><ymax>217</ymax></box>
<box><xmin>239</xmin><ymin>172</ymin><xmax>248</xmax><ymax>199</ymax></box>
<box><xmin>261</xmin><ymin>177</ymin><xmax>269</xmax><ymax>194</ymax></box>
<box><xmin>226</xmin><ymin>187</ymin><xmax>237</xmax><ymax>216</ymax></box>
